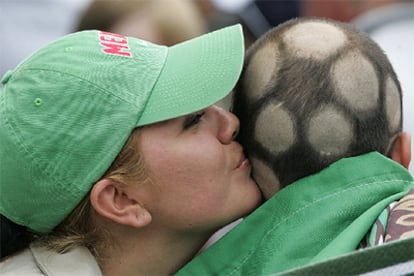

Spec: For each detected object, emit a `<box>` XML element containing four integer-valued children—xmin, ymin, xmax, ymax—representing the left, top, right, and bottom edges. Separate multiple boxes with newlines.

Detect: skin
<box><xmin>92</xmin><ymin>105</ymin><xmax>262</xmax><ymax>275</ymax></box>
<box><xmin>139</xmin><ymin>105</ymin><xmax>262</xmax><ymax>232</ymax></box>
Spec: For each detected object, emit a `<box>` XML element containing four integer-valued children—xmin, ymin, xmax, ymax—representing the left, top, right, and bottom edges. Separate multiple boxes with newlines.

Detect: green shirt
<box><xmin>177</xmin><ymin>152</ymin><xmax>414</xmax><ymax>275</ymax></box>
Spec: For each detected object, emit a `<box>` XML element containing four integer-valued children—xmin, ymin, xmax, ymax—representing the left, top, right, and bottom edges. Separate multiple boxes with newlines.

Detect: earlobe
<box><xmin>391</xmin><ymin>132</ymin><xmax>412</xmax><ymax>169</ymax></box>
<box><xmin>90</xmin><ymin>179</ymin><xmax>152</xmax><ymax>228</ymax></box>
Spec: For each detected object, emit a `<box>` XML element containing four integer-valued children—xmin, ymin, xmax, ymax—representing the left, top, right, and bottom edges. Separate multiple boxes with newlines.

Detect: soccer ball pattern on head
<box><xmin>233</xmin><ymin>18</ymin><xmax>402</xmax><ymax>197</ymax></box>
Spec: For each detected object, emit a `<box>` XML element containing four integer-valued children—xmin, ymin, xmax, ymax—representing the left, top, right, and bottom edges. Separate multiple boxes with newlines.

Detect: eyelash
<box><xmin>183</xmin><ymin>111</ymin><xmax>205</xmax><ymax>129</ymax></box>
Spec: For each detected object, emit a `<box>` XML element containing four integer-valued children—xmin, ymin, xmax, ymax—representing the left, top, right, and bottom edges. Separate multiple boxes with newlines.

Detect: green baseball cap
<box><xmin>0</xmin><ymin>25</ymin><xmax>244</xmax><ymax>233</ymax></box>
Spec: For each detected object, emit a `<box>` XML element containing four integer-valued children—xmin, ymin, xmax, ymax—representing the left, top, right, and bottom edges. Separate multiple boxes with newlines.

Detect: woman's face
<box><xmin>138</xmin><ymin>105</ymin><xmax>262</xmax><ymax>233</ymax></box>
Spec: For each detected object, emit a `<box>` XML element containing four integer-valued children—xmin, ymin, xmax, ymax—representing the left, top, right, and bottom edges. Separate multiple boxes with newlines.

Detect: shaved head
<box><xmin>233</xmin><ymin>18</ymin><xmax>402</xmax><ymax>198</ymax></box>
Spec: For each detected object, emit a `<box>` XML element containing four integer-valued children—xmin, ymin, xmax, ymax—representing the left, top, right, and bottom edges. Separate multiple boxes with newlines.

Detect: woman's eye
<box><xmin>183</xmin><ymin>111</ymin><xmax>205</xmax><ymax>129</ymax></box>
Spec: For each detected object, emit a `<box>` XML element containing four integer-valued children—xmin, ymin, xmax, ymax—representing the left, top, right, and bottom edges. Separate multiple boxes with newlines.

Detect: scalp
<box><xmin>233</xmin><ymin>17</ymin><xmax>402</xmax><ymax>193</ymax></box>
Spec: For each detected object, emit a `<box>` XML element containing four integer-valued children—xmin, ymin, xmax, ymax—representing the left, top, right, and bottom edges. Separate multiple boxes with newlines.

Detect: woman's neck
<box><xmin>99</xmin><ymin>226</ymin><xmax>212</xmax><ymax>275</ymax></box>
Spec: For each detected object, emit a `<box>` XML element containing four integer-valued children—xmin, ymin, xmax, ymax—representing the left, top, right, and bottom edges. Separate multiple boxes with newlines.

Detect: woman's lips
<box><xmin>236</xmin><ymin>154</ymin><xmax>250</xmax><ymax>169</ymax></box>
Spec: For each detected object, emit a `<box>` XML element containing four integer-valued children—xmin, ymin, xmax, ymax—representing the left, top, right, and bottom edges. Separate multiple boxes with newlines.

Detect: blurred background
<box><xmin>1</xmin><ymin>0</ymin><xmax>413</xmax><ymax>173</ymax></box>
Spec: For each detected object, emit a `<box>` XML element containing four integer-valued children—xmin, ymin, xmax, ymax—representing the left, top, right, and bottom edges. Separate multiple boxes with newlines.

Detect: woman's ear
<box><xmin>391</xmin><ymin>132</ymin><xmax>411</xmax><ymax>169</ymax></box>
<box><xmin>90</xmin><ymin>179</ymin><xmax>152</xmax><ymax>228</ymax></box>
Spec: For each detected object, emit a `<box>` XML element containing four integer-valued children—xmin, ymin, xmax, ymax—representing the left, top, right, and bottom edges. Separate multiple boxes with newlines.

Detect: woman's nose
<box><xmin>211</xmin><ymin>106</ymin><xmax>240</xmax><ymax>144</ymax></box>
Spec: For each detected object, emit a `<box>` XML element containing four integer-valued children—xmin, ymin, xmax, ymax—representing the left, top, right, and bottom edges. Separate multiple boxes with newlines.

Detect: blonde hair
<box><xmin>38</xmin><ymin>129</ymin><xmax>147</xmax><ymax>258</ymax></box>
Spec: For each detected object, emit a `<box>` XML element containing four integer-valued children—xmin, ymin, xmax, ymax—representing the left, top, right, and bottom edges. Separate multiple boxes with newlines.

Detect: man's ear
<box><xmin>391</xmin><ymin>132</ymin><xmax>411</xmax><ymax>169</ymax></box>
<box><xmin>90</xmin><ymin>179</ymin><xmax>152</xmax><ymax>228</ymax></box>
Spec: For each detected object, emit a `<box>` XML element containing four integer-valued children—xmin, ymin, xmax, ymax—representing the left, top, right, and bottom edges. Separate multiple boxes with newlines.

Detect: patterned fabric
<box><xmin>385</xmin><ymin>188</ymin><xmax>414</xmax><ymax>242</ymax></box>
<box><xmin>362</xmin><ymin>202</ymin><xmax>394</xmax><ymax>247</ymax></box>
<box><xmin>363</xmin><ymin>188</ymin><xmax>414</xmax><ymax>247</ymax></box>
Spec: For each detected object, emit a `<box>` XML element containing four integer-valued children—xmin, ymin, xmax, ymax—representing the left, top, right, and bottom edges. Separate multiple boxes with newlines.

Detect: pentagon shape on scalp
<box><xmin>232</xmin><ymin>17</ymin><xmax>402</xmax><ymax>198</ymax></box>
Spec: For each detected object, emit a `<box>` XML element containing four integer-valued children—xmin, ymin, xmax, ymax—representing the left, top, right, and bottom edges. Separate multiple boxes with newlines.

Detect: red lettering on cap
<box><xmin>99</xmin><ymin>31</ymin><xmax>132</xmax><ymax>57</ymax></box>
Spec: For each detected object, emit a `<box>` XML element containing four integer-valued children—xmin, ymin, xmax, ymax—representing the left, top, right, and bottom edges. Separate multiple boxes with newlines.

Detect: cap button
<box><xmin>1</xmin><ymin>70</ymin><xmax>14</xmax><ymax>85</ymax></box>
<box><xmin>34</xmin><ymin>98</ymin><xmax>43</xmax><ymax>107</ymax></box>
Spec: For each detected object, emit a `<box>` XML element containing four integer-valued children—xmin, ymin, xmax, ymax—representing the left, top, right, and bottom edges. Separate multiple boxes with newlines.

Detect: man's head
<box><xmin>233</xmin><ymin>17</ymin><xmax>410</xmax><ymax>199</ymax></box>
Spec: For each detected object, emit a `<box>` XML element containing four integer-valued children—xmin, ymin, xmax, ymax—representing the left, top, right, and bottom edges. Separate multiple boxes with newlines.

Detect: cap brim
<box><xmin>136</xmin><ymin>24</ymin><xmax>244</xmax><ymax>126</ymax></box>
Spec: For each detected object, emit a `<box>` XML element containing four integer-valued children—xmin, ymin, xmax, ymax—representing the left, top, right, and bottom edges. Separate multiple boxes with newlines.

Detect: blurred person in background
<box><xmin>76</xmin><ymin>0</ymin><xmax>207</xmax><ymax>46</ymax></box>
<box><xmin>205</xmin><ymin>0</ymin><xmax>301</xmax><ymax>48</ymax></box>
<box><xmin>302</xmin><ymin>0</ymin><xmax>412</xmax><ymax>22</ymax></box>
